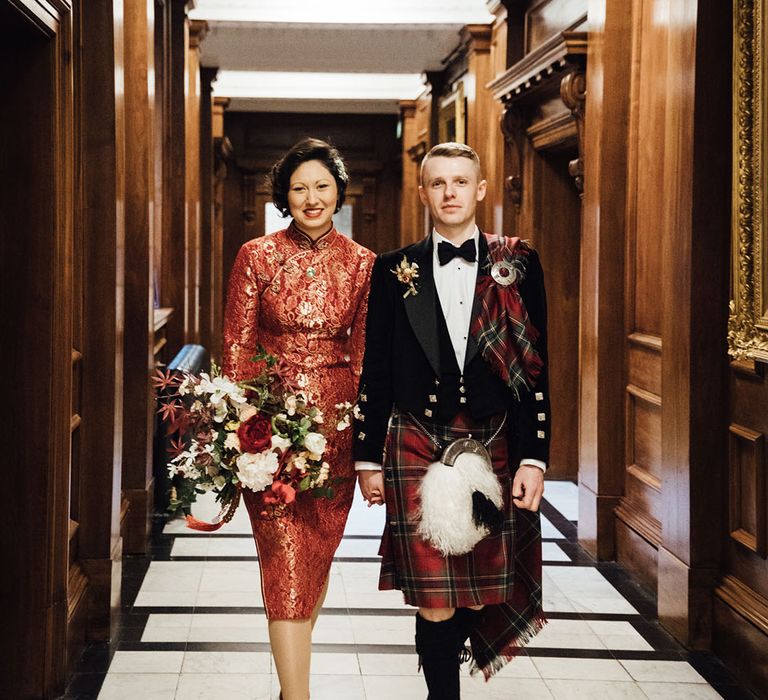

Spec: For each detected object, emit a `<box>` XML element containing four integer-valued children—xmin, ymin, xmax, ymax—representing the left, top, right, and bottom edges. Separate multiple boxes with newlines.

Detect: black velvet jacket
<box><xmin>352</xmin><ymin>233</ymin><xmax>550</xmax><ymax>467</ymax></box>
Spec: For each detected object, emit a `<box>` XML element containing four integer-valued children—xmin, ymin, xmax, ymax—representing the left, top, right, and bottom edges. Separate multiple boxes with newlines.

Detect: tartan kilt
<box><xmin>379</xmin><ymin>410</ymin><xmax>546</xmax><ymax>678</ymax></box>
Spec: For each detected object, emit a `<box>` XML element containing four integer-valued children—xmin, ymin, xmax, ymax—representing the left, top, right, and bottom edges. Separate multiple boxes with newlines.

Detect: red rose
<box><xmin>237</xmin><ymin>413</ymin><xmax>272</xmax><ymax>453</ymax></box>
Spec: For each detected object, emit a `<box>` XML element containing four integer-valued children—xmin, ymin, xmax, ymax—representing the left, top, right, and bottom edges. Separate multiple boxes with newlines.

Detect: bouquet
<box><xmin>153</xmin><ymin>348</ymin><xmax>353</xmax><ymax>528</ymax></box>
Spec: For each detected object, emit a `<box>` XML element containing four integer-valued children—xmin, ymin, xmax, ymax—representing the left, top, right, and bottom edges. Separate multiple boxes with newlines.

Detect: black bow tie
<box><xmin>437</xmin><ymin>239</ymin><xmax>477</xmax><ymax>266</ymax></box>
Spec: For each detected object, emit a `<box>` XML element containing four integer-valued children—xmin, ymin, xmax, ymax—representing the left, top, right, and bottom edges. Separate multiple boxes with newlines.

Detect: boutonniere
<box><xmin>391</xmin><ymin>256</ymin><xmax>420</xmax><ymax>298</ymax></box>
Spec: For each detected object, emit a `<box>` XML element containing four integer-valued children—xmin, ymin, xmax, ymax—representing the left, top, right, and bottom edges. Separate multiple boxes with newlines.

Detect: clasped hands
<box><xmin>357</xmin><ymin>464</ymin><xmax>544</xmax><ymax>511</ymax></box>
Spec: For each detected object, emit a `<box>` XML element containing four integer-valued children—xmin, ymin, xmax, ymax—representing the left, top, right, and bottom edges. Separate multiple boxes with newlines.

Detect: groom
<box><xmin>354</xmin><ymin>142</ymin><xmax>550</xmax><ymax>698</ymax></box>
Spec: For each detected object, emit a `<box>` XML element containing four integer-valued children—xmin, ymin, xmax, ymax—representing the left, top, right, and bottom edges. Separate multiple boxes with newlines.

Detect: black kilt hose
<box><xmin>378</xmin><ymin>410</ymin><xmax>546</xmax><ymax>678</ymax></box>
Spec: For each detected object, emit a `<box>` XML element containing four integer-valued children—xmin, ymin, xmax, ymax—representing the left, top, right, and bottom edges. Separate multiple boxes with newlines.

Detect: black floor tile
<box><xmin>59</xmin><ymin>672</ymin><xmax>106</xmax><ymax>700</ymax></box>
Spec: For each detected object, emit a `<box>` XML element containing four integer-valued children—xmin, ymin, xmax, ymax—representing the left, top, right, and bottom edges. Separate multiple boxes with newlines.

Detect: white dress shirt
<box><xmin>355</xmin><ymin>228</ymin><xmax>545</xmax><ymax>472</ymax></box>
<box><xmin>432</xmin><ymin>228</ymin><xmax>478</xmax><ymax>371</ymax></box>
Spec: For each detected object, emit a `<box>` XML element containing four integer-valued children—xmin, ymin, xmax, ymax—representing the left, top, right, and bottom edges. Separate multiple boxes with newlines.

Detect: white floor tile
<box><xmin>141</xmin><ymin>627</ymin><xmax>190</xmax><ymax>643</ymax></box>
<box><xmin>638</xmin><ymin>682</ymin><xmax>723</xmax><ymax>699</ymax></box>
<box><xmin>181</xmin><ymin>652</ymin><xmax>270</xmax><ymax>674</ymax></box>
<box><xmin>145</xmin><ymin>613</ymin><xmax>194</xmax><ymax>628</ymax></box>
<box><xmin>194</xmin><ymin>590</ymin><xmax>263</xmax><ymax>607</ymax></box>
<box><xmin>545</xmin><ymin>679</ymin><xmax>648</xmax><ymax>700</ymax></box>
<box><xmin>343</xmin><ymin>590</ymin><xmax>409</xmax><ymax>609</ymax></box>
<box><xmin>98</xmin><ymin>673</ymin><xmax>179</xmax><ymax>700</ymax></box>
<box><xmin>542</xmin><ymin>542</ymin><xmax>571</xmax><ymax>562</ymax></box>
<box><xmin>309</xmin><ymin>674</ymin><xmax>366</xmax><ymax>699</ymax></box>
<box><xmin>134</xmin><ymin>591</ymin><xmax>199</xmax><ymax>607</ymax></box>
<box><xmin>310</xmin><ymin>652</ymin><xmax>360</xmax><ymax>675</ymax></box>
<box><xmin>541</xmin><ymin>515</ymin><xmax>565</xmax><ymax>539</ymax></box>
<box><xmin>482</xmin><ymin>654</ymin><xmax>541</xmax><ymax>679</ymax></box>
<box><xmin>350</xmin><ymin>614</ymin><xmax>414</xmax><ymax>645</ymax></box>
<box><xmin>533</xmin><ymin>657</ymin><xmax>632</xmax><ymax>681</ymax></box>
<box><xmin>108</xmin><ymin>652</ymin><xmax>185</xmax><ymax>674</ymax></box>
<box><xmin>530</xmin><ymin>619</ymin><xmax>651</xmax><ymax>652</ymax></box>
<box><xmin>362</xmin><ymin>674</ymin><xmax>425</xmax><ymax>699</ymax></box>
<box><xmin>334</xmin><ymin>538</ymin><xmax>381</xmax><ymax>559</ymax></box>
<box><xmin>358</xmin><ymin>653</ymin><xmax>419</xmax><ymax>677</ymax></box>
<box><xmin>174</xmin><ymin>672</ymin><xmax>271</xmax><ymax>700</ymax></box>
<box><xmin>189</xmin><ymin>613</ymin><xmax>266</xmax><ymax>628</ymax></box>
<box><xmin>543</xmin><ymin>480</ymin><xmax>579</xmax><ymax>521</ymax></box>
<box><xmin>462</xmin><ymin>676</ymin><xmax>555</xmax><ymax>699</ymax></box>
<box><xmin>620</xmin><ymin>660</ymin><xmax>707</xmax><ymax>683</ymax></box>
<box><xmin>570</xmin><ymin>598</ymin><xmax>639</xmax><ymax>615</ymax></box>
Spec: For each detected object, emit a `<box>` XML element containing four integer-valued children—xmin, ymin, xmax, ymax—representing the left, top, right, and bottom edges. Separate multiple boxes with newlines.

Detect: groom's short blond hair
<box><xmin>420</xmin><ymin>142</ymin><xmax>482</xmax><ymax>184</ymax></box>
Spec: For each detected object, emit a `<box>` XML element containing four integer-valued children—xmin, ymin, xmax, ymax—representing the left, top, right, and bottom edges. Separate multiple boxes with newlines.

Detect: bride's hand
<box><xmin>357</xmin><ymin>470</ymin><xmax>386</xmax><ymax>506</ymax></box>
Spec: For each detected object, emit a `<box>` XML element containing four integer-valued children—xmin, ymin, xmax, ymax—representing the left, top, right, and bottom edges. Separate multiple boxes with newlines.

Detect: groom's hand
<box><xmin>358</xmin><ymin>470</ymin><xmax>385</xmax><ymax>506</ymax></box>
<box><xmin>512</xmin><ymin>464</ymin><xmax>544</xmax><ymax>512</ymax></box>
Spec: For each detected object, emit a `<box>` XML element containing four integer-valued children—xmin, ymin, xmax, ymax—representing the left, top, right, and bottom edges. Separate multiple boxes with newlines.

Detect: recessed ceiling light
<box><xmin>190</xmin><ymin>0</ymin><xmax>493</xmax><ymax>25</ymax></box>
<box><xmin>213</xmin><ymin>71</ymin><xmax>426</xmax><ymax>101</ymax></box>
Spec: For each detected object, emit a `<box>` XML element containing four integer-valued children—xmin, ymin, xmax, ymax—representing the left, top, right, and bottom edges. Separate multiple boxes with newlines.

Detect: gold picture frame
<box><xmin>729</xmin><ymin>0</ymin><xmax>768</xmax><ymax>361</ymax></box>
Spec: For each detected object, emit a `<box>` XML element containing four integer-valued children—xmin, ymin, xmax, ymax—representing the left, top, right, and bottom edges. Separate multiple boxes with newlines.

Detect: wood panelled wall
<box><xmin>221</xmin><ymin>111</ymin><xmax>401</xmax><ymax>297</ymax></box>
<box><xmin>0</xmin><ymin>0</ymin><xmax>216</xmax><ymax>696</ymax></box>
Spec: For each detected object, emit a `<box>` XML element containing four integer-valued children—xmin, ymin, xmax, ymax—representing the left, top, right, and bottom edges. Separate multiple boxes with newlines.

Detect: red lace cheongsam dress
<box><xmin>222</xmin><ymin>222</ymin><xmax>375</xmax><ymax>619</ymax></box>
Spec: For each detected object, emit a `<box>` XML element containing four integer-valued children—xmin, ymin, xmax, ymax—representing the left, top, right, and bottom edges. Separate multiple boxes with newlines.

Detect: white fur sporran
<box><xmin>417</xmin><ymin>438</ymin><xmax>504</xmax><ymax>556</ymax></box>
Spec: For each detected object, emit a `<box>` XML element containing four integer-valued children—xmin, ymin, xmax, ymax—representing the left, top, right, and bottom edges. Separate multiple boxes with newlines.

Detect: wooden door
<box><xmin>0</xmin><ymin>1</ymin><xmax>76</xmax><ymax>696</ymax></box>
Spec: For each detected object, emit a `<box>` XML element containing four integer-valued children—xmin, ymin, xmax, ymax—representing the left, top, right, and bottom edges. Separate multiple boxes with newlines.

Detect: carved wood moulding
<box><xmin>729</xmin><ymin>0</ymin><xmax>768</xmax><ymax>361</ymax></box>
<box><xmin>10</xmin><ymin>0</ymin><xmax>71</xmax><ymax>34</ymax></box>
<box><xmin>491</xmin><ymin>30</ymin><xmax>587</xmax><ymax>197</ymax></box>
<box><xmin>728</xmin><ymin>423</ymin><xmax>766</xmax><ymax>557</ymax></box>
<box><xmin>715</xmin><ymin>574</ymin><xmax>768</xmax><ymax>635</ymax></box>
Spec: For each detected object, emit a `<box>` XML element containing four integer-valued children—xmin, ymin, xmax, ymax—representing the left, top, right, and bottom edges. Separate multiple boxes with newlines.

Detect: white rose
<box><xmin>271</xmin><ymin>434</ymin><xmax>292</xmax><ymax>453</ymax></box>
<box><xmin>303</xmin><ymin>432</ymin><xmax>327</xmax><ymax>456</ymax></box>
<box><xmin>236</xmin><ymin>450</ymin><xmax>280</xmax><ymax>493</ymax></box>
<box><xmin>239</xmin><ymin>405</ymin><xmax>259</xmax><ymax>422</ymax></box>
<box><xmin>291</xmin><ymin>453</ymin><xmax>308</xmax><ymax>474</ymax></box>
<box><xmin>224</xmin><ymin>432</ymin><xmax>241</xmax><ymax>452</ymax></box>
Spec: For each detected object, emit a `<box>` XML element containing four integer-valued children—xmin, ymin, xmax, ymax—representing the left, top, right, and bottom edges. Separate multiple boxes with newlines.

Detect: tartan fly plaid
<box><xmin>379</xmin><ymin>410</ymin><xmax>546</xmax><ymax>679</ymax></box>
<box><xmin>470</xmin><ymin>235</ymin><xmax>543</xmax><ymax>396</ymax></box>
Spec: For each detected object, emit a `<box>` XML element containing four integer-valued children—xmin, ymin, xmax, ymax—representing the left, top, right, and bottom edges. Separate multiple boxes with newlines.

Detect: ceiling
<box><xmin>189</xmin><ymin>1</ymin><xmax>495</xmax><ymax>113</ymax></box>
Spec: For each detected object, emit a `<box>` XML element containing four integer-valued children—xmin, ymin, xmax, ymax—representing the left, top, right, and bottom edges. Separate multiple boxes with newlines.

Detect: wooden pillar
<box><xmin>121</xmin><ymin>0</ymin><xmax>157</xmax><ymax>555</ymax></box>
<box><xmin>578</xmin><ymin>0</ymin><xmax>633</xmax><ymax>559</ymax></box>
<box><xmin>199</xmin><ymin>65</ymin><xmax>217</xmax><ymax>357</ymax></box>
<box><xmin>78</xmin><ymin>0</ymin><xmax>126</xmax><ymax>642</ymax></box>
<box><xmin>162</xmin><ymin>0</ymin><xmax>191</xmax><ymax>356</ymax></box>
<box><xmin>461</xmin><ymin>24</ymin><xmax>494</xmax><ymax>231</ymax></box>
<box><xmin>398</xmin><ymin>99</ymin><xmax>422</xmax><ymax>246</ymax></box>
<box><xmin>212</xmin><ymin>96</ymin><xmax>231</xmax><ymax>360</ymax></box>
<box><xmin>657</xmin><ymin>0</ymin><xmax>731</xmax><ymax>648</ymax></box>
<box><xmin>486</xmin><ymin>1</ymin><xmax>510</xmax><ymax>233</ymax></box>
<box><xmin>186</xmin><ymin>19</ymin><xmax>207</xmax><ymax>345</ymax></box>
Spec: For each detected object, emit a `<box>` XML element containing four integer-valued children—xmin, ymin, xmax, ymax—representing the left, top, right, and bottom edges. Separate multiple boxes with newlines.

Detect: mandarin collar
<box><xmin>287</xmin><ymin>220</ymin><xmax>337</xmax><ymax>250</ymax></box>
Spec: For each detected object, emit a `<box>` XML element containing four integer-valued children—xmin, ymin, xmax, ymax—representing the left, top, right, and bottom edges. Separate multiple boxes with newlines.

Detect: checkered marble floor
<box><xmin>64</xmin><ymin>481</ymin><xmax>754</xmax><ymax>699</ymax></box>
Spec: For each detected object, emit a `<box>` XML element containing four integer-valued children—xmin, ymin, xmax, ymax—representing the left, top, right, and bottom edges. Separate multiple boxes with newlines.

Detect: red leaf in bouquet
<box><xmin>238</xmin><ymin>413</ymin><xmax>272</xmax><ymax>453</ymax></box>
<box><xmin>152</xmin><ymin>368</ymin><xmax>180</xmax><ymax>392</ymax></box>
<box><xmin>167</xmin><ymin>409</ymin><xmax>192</xmax><ymax>437</ymax></box>
<box><xmin>158</xmin><ymin>399</ymin><xmax>182</xmax><ymax>423</ymax></box>
<box><xmin>263</xmin><ymin>480</ymin><xmax>296</xmax><ymax>506</ymax></box>
<box><xmin>168</xmin><ymin>436</ymin><xmax>186</xmax><ymax>459</ymax></box>
<box><xmin>270</xmin><ymin>357</ymin><xmax>299</xmax><ymax>393</ymax></box>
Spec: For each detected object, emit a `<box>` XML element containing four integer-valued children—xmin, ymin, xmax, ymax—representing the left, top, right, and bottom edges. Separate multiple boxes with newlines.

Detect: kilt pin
<box><xmin>354</xmin><ymin>232</ymin><xmax>550</xmax><ymax>680</ymax></box>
